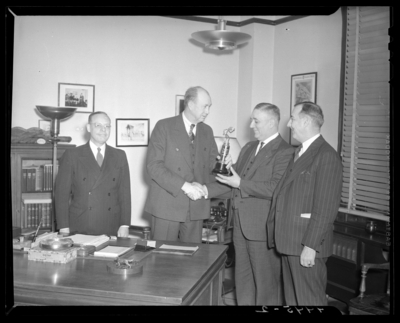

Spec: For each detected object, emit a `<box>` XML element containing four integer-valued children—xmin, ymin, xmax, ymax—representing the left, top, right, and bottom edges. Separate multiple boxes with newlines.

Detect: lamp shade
<box><xmin>214</xmin><ymin>136</ymin><xmax>241</xmax><ymax>164</ymax></box>
<box><xmin>36</xmin><ymin>105</ymin><xmax>76</xmax><ymax>137</ymax></box>
<box><xmin>191</xmin><ymin>19</ymin><xmax>251</xmax><ymax>50</ymax></box>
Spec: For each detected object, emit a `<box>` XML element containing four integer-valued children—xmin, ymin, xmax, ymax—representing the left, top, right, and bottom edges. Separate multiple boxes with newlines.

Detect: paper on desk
<box><xmin>159</xmin><ymin>244</ymin><xmax>199</xmax><ymax>251</ymax></box>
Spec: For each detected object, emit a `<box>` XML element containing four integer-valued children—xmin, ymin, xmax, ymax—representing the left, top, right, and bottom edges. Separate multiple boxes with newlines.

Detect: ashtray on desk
<box><xmin>39</xmin><ymin>238</ymin><xmax>74</xmax><ymax>251</ymax></box>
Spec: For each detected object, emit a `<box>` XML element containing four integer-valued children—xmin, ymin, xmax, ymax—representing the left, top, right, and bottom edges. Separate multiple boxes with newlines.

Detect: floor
<box><xmin>222</xmin><ymin>265</ymin><xmax>349</xmax><ymax>314</ymax></box>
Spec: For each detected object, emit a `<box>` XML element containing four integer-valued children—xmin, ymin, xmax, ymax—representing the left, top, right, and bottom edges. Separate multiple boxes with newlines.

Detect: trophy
<box><xmin>212</xmin><ymin>127</ymin><xmax>235</xmax><ymax>176</ymax></box>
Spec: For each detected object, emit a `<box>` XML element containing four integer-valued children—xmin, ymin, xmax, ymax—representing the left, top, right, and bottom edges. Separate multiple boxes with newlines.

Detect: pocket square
<box><xmin>301</xmin><ymin>170</ymin><xmax>311</xmax><ymax>175</ymax></box>
<box><xmin>301</xmin><ymin>213</ymin><xmax>311</xmax><ymax>218</ymax></box>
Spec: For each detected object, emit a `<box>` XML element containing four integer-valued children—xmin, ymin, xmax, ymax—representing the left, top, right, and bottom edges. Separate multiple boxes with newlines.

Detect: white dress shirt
<box><xmin>89</xmin><ymin>140</ymin><xmax>106</xmax><ymax>160</ymax></box>
<box><xmin>298</xmin><ymin>133</ymin><xmax>321</xmax><ymax>157</ymax></box>
<box><xmin>255</xmin><ymin>132</ymin><xmax>279</xmax><ymax>155</ymax></box>
<box><xmin>182</xmin><ymin>111</ymin><xmax>197</xmax><ymax>136</ymax></box>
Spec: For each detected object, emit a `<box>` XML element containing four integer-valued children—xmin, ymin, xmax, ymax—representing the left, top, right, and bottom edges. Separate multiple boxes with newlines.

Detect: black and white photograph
<box><xmin>58</xmin><ymin>83</ymin><xmax>95</xmax><ymax>113</ymax></box>
<box><xmin>7</xmin><ymin>7</ymin><xmax>392</xmax><ymax>315</ymax></box>
<box><xmin>116</xmin><ymin>118</ymin><xmax>149</xmax><ymax>147</ymax></box>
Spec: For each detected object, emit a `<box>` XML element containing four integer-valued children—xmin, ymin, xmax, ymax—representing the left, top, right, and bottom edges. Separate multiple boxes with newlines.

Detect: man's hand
<box><xmin>117</xmin><ymin>225</ymin><xmax>129</xmax><ymax>238</ymax></box>
<box><xmin>182</xmin><ymin>182</ymin><xmax>204</xmax><ymax>201</ymax></box>
<box><xmin>217</xmin><ymin>153</ymin><xmax>233</xmax><ymax>170</ymax></box>
<box><xmin>300</xmin><ymin>245</ymin><xmax>316</xmax><ymax>268</ymax></box>
<box><xmin>192</xmin><ymin>182</ymin><xmax>208</xmax><ymax>199</ymax></box>
<box><xmin>216</xmin><ymin>167</ymin><xmax>241</xmax><ymax>188</ymax></box>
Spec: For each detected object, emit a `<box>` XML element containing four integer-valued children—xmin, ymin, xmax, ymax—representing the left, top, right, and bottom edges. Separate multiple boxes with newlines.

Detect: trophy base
<box><xmin>212</xmin><ymin>164</ymin><xmax>232</xmax><ymax>176</ymax></box>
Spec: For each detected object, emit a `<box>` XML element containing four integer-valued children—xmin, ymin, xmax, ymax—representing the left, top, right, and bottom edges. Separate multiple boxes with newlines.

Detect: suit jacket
<box><xmin>207</xmin><ymin>135</ymin><xmax>294</xmax><ymax>241</ymax></box>
<box><xmin>55</xmin><ymin>142</ymin><xmax>131</xmax><ymax>236</ymax></box>
<box><xmin>267</xmin><ymin>135</ymin><xmax>343</xmax><ymax>258</ymax></box>
<box><xmin>144</xmin><ymin>114</ymin><xmax>219</xmax><ymax>222</ymax></box>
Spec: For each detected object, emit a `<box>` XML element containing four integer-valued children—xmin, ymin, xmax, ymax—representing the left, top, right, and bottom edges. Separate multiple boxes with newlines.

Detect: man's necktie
<box><xmin>188</xmin><ymin>124</ymin><xmax>195</xmax><ymax>143</ymax></box>
<box><xmin>294</xmin><ymin>144</ymin><xmax>303</xmax><ymax>162</ymax></box>
<box><xmin>256</xmin><ymin>141</ymin><xmax>265</xmax><ymax>155</ymax></box>
<box><xmin>96</xmin><ymin>147</ymin><xmax>103</xmax><ymax>167</ymax></box>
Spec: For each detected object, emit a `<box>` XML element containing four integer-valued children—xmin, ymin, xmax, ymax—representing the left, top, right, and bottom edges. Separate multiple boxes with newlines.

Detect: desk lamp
<box><xmin>36</xmin><ymin>106</ymin><xmax>76</xmax><ymax>232</ymax></box>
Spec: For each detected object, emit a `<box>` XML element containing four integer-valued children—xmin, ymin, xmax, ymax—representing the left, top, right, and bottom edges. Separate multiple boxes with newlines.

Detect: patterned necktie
<box><xmin>188</xmin><ymin>124</ymin><xmax>195</xmax><ymax>143</ymax></box>
<box><xmin>294</xmin><ymin>144</ymin><xmax>303</xmax><ymax>162</ymax></box>
<box><xmin>96</xmin><ymin>147</ymin><xmax>103</xmax><ymax>167</ymax></box>
<box><xmin>256</xmin><ymin>141</ymin><xmax>265</xmax><ymax>155</ymax></box>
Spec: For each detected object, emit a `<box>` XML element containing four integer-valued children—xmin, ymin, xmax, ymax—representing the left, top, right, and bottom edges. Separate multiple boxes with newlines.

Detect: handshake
<box><xmin>181</xmin><ymin>182</ymin><xmax>208</xmax><ymax>201</ymax></box>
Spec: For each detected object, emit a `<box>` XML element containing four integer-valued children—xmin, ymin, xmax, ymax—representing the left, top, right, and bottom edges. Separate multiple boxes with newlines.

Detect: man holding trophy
<box><xmin>198</xmin><ymin>103</ymin><xmax>294</xmax><ymax>306</ymax></box>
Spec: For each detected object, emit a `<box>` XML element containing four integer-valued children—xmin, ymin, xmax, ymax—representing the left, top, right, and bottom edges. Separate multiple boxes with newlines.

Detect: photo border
<box><xmin>289</xmin><ymin>72</ymin><xmax>317</xmax><ymax>145</ymax></box>
<box><xmin>175</xmin><ymin>95</ymin><xmax>185</xmax><ymax>116</ymax></box>
<box><xmin>58</xmin><ymin>82</ymin><xmax>95</xmax><ymax>113</ymax></box>
<box><xmin>116</xmin><ymin>118</ymin><xmax>150</xmax><ymax>147</ymax></box>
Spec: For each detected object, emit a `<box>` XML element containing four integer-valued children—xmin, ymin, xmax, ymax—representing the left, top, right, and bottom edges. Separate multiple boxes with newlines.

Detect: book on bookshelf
<box><xmin>22</xmin><ymin>193</ymin><xmax>52</xmax><ymax>229</ymax></box>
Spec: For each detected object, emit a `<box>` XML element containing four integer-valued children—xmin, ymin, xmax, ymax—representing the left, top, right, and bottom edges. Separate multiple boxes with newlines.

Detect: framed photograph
<box><xmin>116</xmin><ymin>119</ymin><xmax>150</xmax><ymax>147</ymax></box>
<box><xmin>38</xmin><ymin>120</ymin><xmax>51</xmax><ymax>131</ymax></box>
<box><xmin>290</xmin><ymin>72</ymin><xmax>317</xmax><ymax>145</ymax></box>
<box><xmin>175</xmin><ymin>95</ymin><xmax>185</xmax><ymax>115</ymax></box>
<box><xmin>58</xmin><ymin>82</ymin><xmax>95</xmax><ymax>113</ymax></box>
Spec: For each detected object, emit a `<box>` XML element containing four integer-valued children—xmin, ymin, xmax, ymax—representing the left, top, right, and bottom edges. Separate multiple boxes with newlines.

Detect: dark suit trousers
<box><xmin>281</xmin><ymin>255</ymin><xmax>328</xmax><ymax>306</ymax></box>
<box><xmin>233</xmin><ymin>209</ymin><xmax>282</xmax><ymax>305</ymax></box>
<box><xmin>151</xmin><ymin>216</ymin><xmax>203</xmax><ymax>243</ymax></box>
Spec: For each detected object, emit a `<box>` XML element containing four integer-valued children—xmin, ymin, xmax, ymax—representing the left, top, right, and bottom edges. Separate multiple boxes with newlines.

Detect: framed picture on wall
<box><xmin>289</xmin><ymin>72</ymin><xmax>317</xmax><ymax>145</ymax></box>
<box><xmin>175</xmin><ymin>95</ymin><xmax>185</xmax><ymax>115</ymax></box>
<box><xmin>58</xmin><ymin>82</ymin><xmax>95</xmax><ymax>113</ymax></box>
<box><xmin>116</xmin><ymin>118</ymin><xmax>150</xmax><ymax>147</ymax></box>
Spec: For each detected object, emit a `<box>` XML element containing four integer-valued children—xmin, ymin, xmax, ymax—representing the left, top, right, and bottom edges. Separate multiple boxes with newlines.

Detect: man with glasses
<box><xmin>55</xmin><ymin>111</ymin><xmax>131</xmax><ymax>237</ymax></box>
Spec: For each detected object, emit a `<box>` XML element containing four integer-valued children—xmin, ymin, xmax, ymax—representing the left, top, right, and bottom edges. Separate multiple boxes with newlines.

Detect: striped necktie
<box><xmin>96</xmin><ymin>147</ymin><xmax>103</xmax><ymax>167</ymax></box>
<box><xmin>188</xmin><ymin>124</ymin><xmax>195</xmax><ymax>143</ymax></box>
<box><xmin>294</xmin><ymin>144</ymin><xmax>303</xmax><ymax>162</ymax></box>
<box><xmin>256</xmin><ymin>141</ymin><xmax>265</xmax><ymax>155</ymax></box>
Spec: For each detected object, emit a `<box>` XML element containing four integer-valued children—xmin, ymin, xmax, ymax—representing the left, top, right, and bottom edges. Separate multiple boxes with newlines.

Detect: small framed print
<box><xmin>116</xmin><ymin>118</ymin><xmax>150</xmax><ymax>147</ymax></box>
<box><xmin>175</xmin><ymin>95</ymin><xmax>185</xmax><ymax>115</ymax></box>
<box><xmin>58</xmin><ymin>82</ymin><xmax>95</xmax><ymax>113</ymax></box>
<box><xmin>38</xmin><ymin>120</ymin><xmax>51</xmax><ymax>131</ymax></box>
<box><xmin>290</xmin><ymin>72</ymin><xmax>317</xmax><ymax>145</ymax></box>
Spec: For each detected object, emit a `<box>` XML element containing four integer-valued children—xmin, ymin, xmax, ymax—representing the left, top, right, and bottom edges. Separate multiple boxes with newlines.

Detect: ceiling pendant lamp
<box><xmin>191</xmin><ymin>18</ymin><xmax>251</xmax><ymax>50</ymax></box>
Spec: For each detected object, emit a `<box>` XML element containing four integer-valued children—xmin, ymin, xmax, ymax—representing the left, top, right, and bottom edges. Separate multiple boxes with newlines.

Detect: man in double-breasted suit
<box><xmin>144</xmin><ymin>86</ymin><xmax>220</xmax><ymax>243</ymax></box>
<box><xmin>202</xmin><ymin>103</ymin><xmax>294</xmax><ymax>305</ymax></box>
<box><xmin>267</xmin><ymin>102</ymin><xmax>343</xmax><ymax>306</ymax></box>
<box><xmin>55</xmin><ymin>111</ymin><xmax>131</xmax><ymax>237</ymax></box>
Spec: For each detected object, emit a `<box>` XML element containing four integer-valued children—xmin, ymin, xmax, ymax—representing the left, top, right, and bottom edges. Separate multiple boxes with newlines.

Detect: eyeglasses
<box><xmin>90</xmin><ymin>123</ymin><xmax>111</xmax><ymax>130</ymax></box>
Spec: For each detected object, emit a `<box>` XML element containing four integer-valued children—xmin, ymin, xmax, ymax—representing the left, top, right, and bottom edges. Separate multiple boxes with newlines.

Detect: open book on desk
<box><xmin>153</xmin><ymin>244</ymin><xmax>199</xmax><ymax>256</ymax></box>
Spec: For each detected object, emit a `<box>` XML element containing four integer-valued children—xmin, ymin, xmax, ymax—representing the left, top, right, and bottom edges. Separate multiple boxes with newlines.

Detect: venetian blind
<box><xmin>340</xmin><ymin>6</ymin><xmax>390</xmax><ymax>218</ymax></box>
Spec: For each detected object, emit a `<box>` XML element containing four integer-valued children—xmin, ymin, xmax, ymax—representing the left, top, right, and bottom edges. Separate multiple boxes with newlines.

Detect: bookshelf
<box><xmin>11</xmin><ymin>143</ymin><xmax>76</xmax><ymax>233</ymax></box>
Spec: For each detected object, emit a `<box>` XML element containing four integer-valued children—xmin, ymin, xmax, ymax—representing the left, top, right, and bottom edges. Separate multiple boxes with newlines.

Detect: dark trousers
<box><xmin>151</xmin><ymin>215</ymin><xmax>203</xmax><ymax>243</ymax></box>
<box><xmin>233</xmin><ymin>210</ymin><xmax>282</xmax><ymax>305</ymax></box>
<box><xmin>281</xmin><ymin>254</ymin><xmax>328</xmax><ymax>306</ymax></box>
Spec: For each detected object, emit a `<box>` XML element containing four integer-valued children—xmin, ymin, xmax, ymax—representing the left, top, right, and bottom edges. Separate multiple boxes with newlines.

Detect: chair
<box><xmin>348</xmin><ymin>262</ymin><xmax>390</xmax><ymax>315</ymax></box>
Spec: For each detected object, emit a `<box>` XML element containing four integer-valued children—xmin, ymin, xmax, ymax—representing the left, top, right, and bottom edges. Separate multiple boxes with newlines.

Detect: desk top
<box><xmin>13</xmin><ymin>239</ymin><xmax>227</xmax><ymax>305</ymax></box>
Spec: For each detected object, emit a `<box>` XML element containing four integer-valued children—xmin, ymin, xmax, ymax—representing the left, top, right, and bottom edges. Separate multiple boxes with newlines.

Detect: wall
<box><xmin>11</xmin><ymin>13</ymin><xmax>343</xmax><ymax>226</ymax></box>
<box><xmin>272</xmin><ymin>10</ymin><xmax>342</xmax><ymax>150</ymax></box>
<box><xmin>12</xmin><ymin>16</ymin><xmax>240</xmax><ymax>226</ymax></box>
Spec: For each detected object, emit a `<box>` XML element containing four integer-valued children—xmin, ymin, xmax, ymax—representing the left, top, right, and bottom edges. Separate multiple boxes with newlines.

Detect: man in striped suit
<box><xmin>267</xmin><ymin>102</ymin><xmax>343</xmax><ymax>306</ymax></box>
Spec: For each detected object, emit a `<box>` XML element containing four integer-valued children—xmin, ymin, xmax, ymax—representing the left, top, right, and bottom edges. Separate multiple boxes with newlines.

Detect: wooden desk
<box><xmin>13</xmin><ymin>239</ymin><xmax>227</xmax><ymax>306</ymax></box>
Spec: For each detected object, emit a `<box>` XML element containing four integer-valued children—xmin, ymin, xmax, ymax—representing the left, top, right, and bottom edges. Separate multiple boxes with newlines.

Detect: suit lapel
<box><xmin>92</xmin><ymin>144</ymin><xmax>115</xmax><ymax>189</ymax></box>
<box><xmin>78</xmin><ymin>142</ymin><xmax>102</xmax><ymax>188</ymax></box>
<box><xmin>172</xmin><ymin>115</ymin><xmax>192</xmax><ymax>168</ymax></box>
<box><xmin>248</xmin><ymin>135</ymin><xmax>281</xmax><ymax>176</ymax></box>
<box><xmin>281</xmin><ymin>135</ymin><xmax>325</xmax><ymax>190</ymax></box>
<box><xmin>236</xmin><ymin>141</ymin><xmax>258</xmax><ymax>175</ymax></box>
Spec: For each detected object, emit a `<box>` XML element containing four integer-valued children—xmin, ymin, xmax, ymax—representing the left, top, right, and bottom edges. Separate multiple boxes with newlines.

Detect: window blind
<box><xmin>340</xmin><ymin>6</ymin><xmax>390</xmax><ymax>218</ymax></box>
